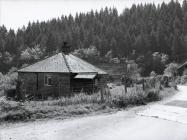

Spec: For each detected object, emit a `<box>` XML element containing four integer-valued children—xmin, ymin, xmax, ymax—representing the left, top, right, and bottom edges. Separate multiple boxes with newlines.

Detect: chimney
<box><xmin>61</xmin><ymin>41</ymin><xmax>70</xmax><ymax>54</ymax></box>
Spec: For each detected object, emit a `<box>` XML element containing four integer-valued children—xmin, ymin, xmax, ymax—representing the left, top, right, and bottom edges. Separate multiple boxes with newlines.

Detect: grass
<box><xmin>0</xmin><ymin>85</ymin><xmax>176</xmax><ymax>123</ymax></box>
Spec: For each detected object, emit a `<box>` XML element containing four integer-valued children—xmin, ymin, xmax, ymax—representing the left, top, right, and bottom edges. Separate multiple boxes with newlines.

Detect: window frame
<box><xmin>44</xmin><ymin>74</ymin><xmax>52</xmax><ymax>86</ymax></box>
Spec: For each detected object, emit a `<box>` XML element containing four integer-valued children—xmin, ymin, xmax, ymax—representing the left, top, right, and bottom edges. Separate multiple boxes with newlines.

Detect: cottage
<box><xmin>178</xmin><ymin>61</ymin><xmax>187</xmax><ymax>75</ymax></box>
<box><xmin>17</xmin><ymin>44</ymin><xmax>107</xmax><ymax>99</ymax></box>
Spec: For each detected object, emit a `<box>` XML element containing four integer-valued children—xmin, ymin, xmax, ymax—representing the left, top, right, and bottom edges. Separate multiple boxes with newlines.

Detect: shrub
<box><xmin>108</xmin><ymin>87</ymin><xmax>147</xmax><ymax>107</ymax></box>
<box><xmin>175</xmin><ymin>76</ymin><xmax>181</xmax><ymax>85</ymax></box>
<box><xmin>72</xmin><ymin>45</ymin><xmax>100</xmax><ymax>60</ymax></box>
<box><xmin>110</xmin><ymin>57</ymin><xmax>120</xmax><ymax>64</ymax></box>
<box><xmin>2</xmin><ymin>110</ymin><xmax>31</xmax><ymax>121</ymax></box>
<box><xmin>181</xmin><ymin>75</ymin><xmax>187</xmax><ymax>84</ymax></box>
<box><xmin>164</xmin><ymin>63</ymin><xmax>178</xmax><ymax>77</ymax></box>
<box><xmin>0</xmin><ymin>84</ymin><xmax>175</xmax><ymax>123</ymax></box>
<box><xmin>150</xmin><ymin>71</ymin><xmax>157</xmax><ymax>77</ymax></box>
<box><xmin>0</xmin><ymin>100</ymin><xmax>30</xmax><ymax>122</ymax></box>
<box><xmin>0</xmin><ymin>70</ymin><xmax>18</xmax><ymax>98</ymax></box>
<box><xmin>146</xmin><ymin>89</ymin><xmax>160</xmax><ymax>102</ymax></box>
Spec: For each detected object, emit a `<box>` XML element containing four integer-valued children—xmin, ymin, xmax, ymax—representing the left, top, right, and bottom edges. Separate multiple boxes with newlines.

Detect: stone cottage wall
<box><xmin>18</xmin><ymin>72</ymin><xmax>70</xmax><ymax>99</ymax></box>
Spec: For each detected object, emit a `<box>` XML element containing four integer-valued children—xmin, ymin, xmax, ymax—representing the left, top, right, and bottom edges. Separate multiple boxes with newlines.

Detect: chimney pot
<box><xmin>61</xmin><ymin>41</ymin><xmax>70</xmax><ymax>54</ymax></box>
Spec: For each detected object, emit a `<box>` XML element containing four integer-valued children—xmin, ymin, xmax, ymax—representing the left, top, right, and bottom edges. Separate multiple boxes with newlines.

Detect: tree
<box><xmin>46</xmin><ymin>33</ymin><xmax>57</xmax><ymax>54</ymax></box>
<box><xmin>0</xmin><ymin>72</ymin><xmax>4</xmax><ymax>94</ymax></box>
<box><xmin>109</xmin><ymin>38</ymin><xmax>117</xmax><ymax>56</ymax></box>
<box><xmin>171</xmin><ymin>34</ymin><xmax>184</xmax><ymax>62</ymax></box>
<box><xmin>20</xmin><ymin>45</ymin><xmax>44</xmax><ymax>62</ymax></box>
<box><xmin>105</xmin><ymin>50</ymin><xmax>113</xmax><ymax>62</ymax></box>
<box><xmin>3</xmin><ymin>52</ymin><xmax>13</xmax><ymax>64</ymax></box>
<box><xmin>164</xmin><ymin>63</ymin><xmax>178</xmax><ymax>77</ymax></box>
<box><xmin>126</xmin><ymin>60</ymin><xmax>140</xmax><ymax>80</ymax></box>
<box><xmin>72</xmin><ymin>45</ymin><xmax>100</xmax><ymax>61</ymax></box>
<box><xmin>0</xmin><ymin>1</ymin><xmax>187</xmax><ymax>75</ymax></box>
<box><xmin>155</xmin><ymin>21</ymin><xmax>168</xmax><ymax>53</ymax></box>
<box><xmin>183</xmin><ymin>13</ymin><xmax>187</xmax><ymax>35</ymax></box>
<box><xmin>152</xmin><ymin>52</ymin><xmax>165</xmax><ymax>74</ymax></box>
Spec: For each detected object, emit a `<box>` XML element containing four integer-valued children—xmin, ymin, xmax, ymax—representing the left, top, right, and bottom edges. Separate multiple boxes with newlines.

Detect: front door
<box><xmin>58</xmin><ymin>82</ymin><xmax>63</xmax><ymax>96</ymax></box>
<box><xmin>58</xmin><ymin>77</ymin><xmax>69</xmax><ymax>96</ymax></box>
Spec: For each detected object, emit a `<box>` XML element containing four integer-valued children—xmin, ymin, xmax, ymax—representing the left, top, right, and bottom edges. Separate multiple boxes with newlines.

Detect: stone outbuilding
<box><xmin>17</xmin><ymin>46</ymin><xmax>107</xmax><ymax>99</ymax></box>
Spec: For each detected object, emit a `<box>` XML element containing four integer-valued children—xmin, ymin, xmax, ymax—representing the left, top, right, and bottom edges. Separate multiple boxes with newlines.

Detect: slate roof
<box><xmin>18</xmin><ymin>53</ymin><xmax>107</xmax><ymax>74</ymax></box>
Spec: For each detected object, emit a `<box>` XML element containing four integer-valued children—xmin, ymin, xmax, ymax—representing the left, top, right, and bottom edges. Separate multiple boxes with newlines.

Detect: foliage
<box><xmin>146</xmin><ymin>89</ymin><xmax>160</xmax><ymax>102</ymax></box>
<box><xmin>72</xmin><ymin>45</ymin><xmax>100</xmax><ymax>61</ymax></box>
<box><xmin>0</xmin><ymin>73</ymin><xmax>4</xmax><ymax>96</ymax></box>
<box><xmin>181</xmin><ymin>75</ymin><xmax>187</xmax><ymax>84</ymax></box>
<box><xmin>3</xmin><ymin>52</ymin><xmax>13</xmax><ymax>64</ymax></box>
<box><xmin>0</xmin><ymin>84</ymin><xmax>176</xmax><ymax>123</ymax></box>
<box><xmin>110</xmin><ymin>57</ymin><xmax>120</xmax><ymax>64</ymax></box>
<box><xmin>164</xmin><ymin>63</ymin><xmax>178</xmax><ymax>77</ymax></box>
<box><xmin>105</xmin><ymin>50</ymin><xmax>113</xmax><ymax>61</ymax></box>
<box><xmin>126</xmin><ymin>60</ymin><xmax>140</xmax><ymax>79</ymax></box>
<box><xmin>0</xmin><ymin>1</ymin><xmax>187</xmax><ymax>75</ymax></box>
<box><xmin>20</xmin><ymin>45</ymin><xmax>45</xmax><ymax>62</ymax></box>
<box><xmin>150</xmin><ymin>71</ymin><xmax>157</xmax><ymax>77</ymax></box>
<box><xmin>0</xmin><ymin>68</ymin><xmax>18</xmax><ymax>97</ymax></box>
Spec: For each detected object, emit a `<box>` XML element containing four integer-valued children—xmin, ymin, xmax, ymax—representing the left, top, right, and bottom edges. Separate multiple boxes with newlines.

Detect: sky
<box><xmin>0</xmin><ymin>0</ymin><xmax>184</xmax><ymax>30</ymax></box>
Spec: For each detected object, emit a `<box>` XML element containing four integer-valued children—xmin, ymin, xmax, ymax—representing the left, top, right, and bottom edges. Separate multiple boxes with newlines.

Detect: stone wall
<box><xmin>18</xmin><ymin>72</ymin><xmax>70</xmax><ymax>99</ymax></box>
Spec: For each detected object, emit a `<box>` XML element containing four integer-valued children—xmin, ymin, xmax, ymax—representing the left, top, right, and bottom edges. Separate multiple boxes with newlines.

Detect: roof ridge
<box><xmin>62</xmin><ymin>53</ymin><xmax>71</xmax><ymax>73</ymax></box>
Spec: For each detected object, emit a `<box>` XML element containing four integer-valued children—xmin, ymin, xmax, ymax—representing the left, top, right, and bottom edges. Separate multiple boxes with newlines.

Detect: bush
<box><xmin>0</xmin><ymin>100</ymin><xmax>30</xmax><ymax>122</ymax></box>
<box><xmin>72</xmin><ymin>45</ymin><xmax>100</xmax><ymax>60</ymax></box>
<box><xmin>110</xmin><ymin>57</ymin><xmax>120</xmax><ymax>64</ymax></box>
<box><xmin>164</xmin><ymin>63</ymin><xmax>178</xmax><ymax>77</ymax></box>
<box><xmin>146</xmin><ymin>89</ymin><xmax>160</xmax><ymax>102</ymax></box>
<box><xmin>0</xmin><ymin>84</ymin><xmax>175</xmax><ymax>123</ymax></box>
<box><xmin>2</xmin><ymin>110</ymin><xmax>31</xmax><ymax>121</ymax></box>
<box><xmin>0</xmin><ymin>70</ymin><xmax>18</xmax><ymax>99</ymax></box>
<box><xmin>0</xmin><ymin>71</ymin><xmax>17</xmax><ymax>91</ymax></box>
<box><xmin>108</xmin><ymin>87</ymin><xmax>147</xmax><ymax>108</ymax></box>
<box><xmin>181</xmin><ymin>75</ymin><xmax>187</xmax><ymax>84</ymax></box>
<box><xmin>175</xmin><ymin>76</ymin><xmax>181</xmax><ymax>85</ymax></box>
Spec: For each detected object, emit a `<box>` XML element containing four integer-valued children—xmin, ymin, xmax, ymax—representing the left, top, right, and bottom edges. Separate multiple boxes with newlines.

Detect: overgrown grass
<box><xmin>0</xmin><ymin>85</ymin><xmax>176</xmax><ymax>123</ymax></box>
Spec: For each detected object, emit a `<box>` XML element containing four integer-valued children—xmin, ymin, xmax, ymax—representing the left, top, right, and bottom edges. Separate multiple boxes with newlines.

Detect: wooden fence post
<box><xmin>99</xmin><ymin>78</ymin><xmax>105</xmax><ymax>102</ymax></box>
<box><xmin>124</xmin><ymin>83</ymin><xmax>127</xmax><ymax>93</ymax></box>
<box><xmin>142</xmin><ymin>78</ymin><xmax>145</xmax><ymax>91</ymax></box>
<box><xmin>121</xmin><ymin>75</ymin><xmax>127</xmax><ymax>93</ymax></box>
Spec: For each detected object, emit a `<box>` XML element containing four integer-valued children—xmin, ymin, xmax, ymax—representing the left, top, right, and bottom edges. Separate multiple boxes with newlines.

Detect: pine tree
<box><xmin>171</xmin><ymin>33</ymin><xmax>183</xmax><ymax>62</ymax></box>
<box><xmin>183</xmin><ymin>13</ymin><xmax>187</xmax><ymax>35</ymax></box>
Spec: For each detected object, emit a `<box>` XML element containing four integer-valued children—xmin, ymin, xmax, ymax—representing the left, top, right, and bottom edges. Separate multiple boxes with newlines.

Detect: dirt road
<box><xmin>1</xmin><ymin>85</ymin><xmax>187</xmax><ymax>140</ymax></box>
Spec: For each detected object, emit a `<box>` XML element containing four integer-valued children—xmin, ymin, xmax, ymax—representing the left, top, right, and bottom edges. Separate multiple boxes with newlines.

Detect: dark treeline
<box><xmin>0</xmin><ymin>0</ymin><xmax>187</xmax><ymax>75</ymax></box>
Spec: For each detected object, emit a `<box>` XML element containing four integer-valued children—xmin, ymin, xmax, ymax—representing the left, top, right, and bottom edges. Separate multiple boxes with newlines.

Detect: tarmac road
<box><xmin>1</xmin><ymin>85</ymin><xmax>187</xmax><ymax>140</ymax></box>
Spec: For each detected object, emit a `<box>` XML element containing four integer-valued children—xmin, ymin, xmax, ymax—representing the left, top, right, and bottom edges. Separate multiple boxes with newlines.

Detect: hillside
<box><xmin>0</xmin><ymin>0</ymin><xmax>187</xmax><ymax>75</ymax></box>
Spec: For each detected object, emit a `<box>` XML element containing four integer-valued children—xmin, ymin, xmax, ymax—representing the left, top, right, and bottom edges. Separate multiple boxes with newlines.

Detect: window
<box><xmin>44</xmin><ymin>75</ymin><xmax>52</xmax><ymax>86</ymax></box>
